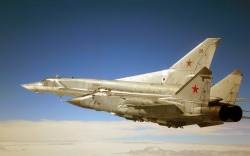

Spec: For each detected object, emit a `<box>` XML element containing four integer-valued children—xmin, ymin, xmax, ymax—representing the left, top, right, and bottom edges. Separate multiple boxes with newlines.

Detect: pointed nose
<box><xmin>67</xmin><ymin>97</ymin><xmax>81</xmax><ymax>106</ymax></box>
<box><xmin>21</xmin><ymin>83</ymin><xmax>36</xmax><ymax>92</ymax></box>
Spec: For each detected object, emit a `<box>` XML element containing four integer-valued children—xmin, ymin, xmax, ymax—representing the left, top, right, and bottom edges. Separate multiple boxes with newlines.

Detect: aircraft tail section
<box><xmin>164</xmin><ymin>38</ymin><xmax>220</xmax><ymax>85</ymax></box>
<box><xmin>210</xmin><ymin>70</ymin><xmax>243</xmax><ymax>105</ymax></box>
<box><xmin>118</xmin><ymin>38</ymin><xmax>220</xmax><ymax>86</ymax></box>
<box><xmin>170</xmin><ymin>38</ymin><xmax>220</xmax><ymax>71</ymax></box>
<box><xmin>174</xmin><ymin>67</ymin><xmax>212</xmax><ymax>106</ymax></box>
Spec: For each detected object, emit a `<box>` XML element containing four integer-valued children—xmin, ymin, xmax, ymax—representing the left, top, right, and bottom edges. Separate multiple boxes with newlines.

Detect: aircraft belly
<box><xmin>78</xmin><ymin>96</ymin><xmax>185</xmax><ymax>120</ymax></box>
<box><xmin>117</xmin><ymin>105</ymin><xmax>182</xmax><ymax>119</ymax></box>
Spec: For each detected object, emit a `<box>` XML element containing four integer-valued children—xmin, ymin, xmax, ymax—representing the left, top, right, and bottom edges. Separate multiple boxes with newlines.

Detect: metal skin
<box><xmin>22</xmin><ymin>38</ymin><xmax>244</xmax><ymax>128</ymax></box>
<box><xmin>118</xmin><ymin>38</ymin><xmax>221</xmax><ymax>86</ymax></box>
<box><xmin>22</xmin><ymin>67</ymin><xmax>212</xmax><ymax>128</ymax></box>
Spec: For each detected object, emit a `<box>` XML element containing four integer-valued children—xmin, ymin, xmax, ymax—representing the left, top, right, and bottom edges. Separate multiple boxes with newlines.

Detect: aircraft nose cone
<box><xmin>67</xmin><ymin>98</ymin><xmax>81</xmax><ymax>106</ymax></box>
<box><xmin>21</xmin><ymin>83</ymin><xmax>36</xmax><ymax>92</ymax></box>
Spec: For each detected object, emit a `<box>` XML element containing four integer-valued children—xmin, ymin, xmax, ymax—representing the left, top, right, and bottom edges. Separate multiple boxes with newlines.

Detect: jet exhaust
<box><xmin>208</xmin><ymin>105</ymin><xmax>242</xmax><ymax>122</ymax></box>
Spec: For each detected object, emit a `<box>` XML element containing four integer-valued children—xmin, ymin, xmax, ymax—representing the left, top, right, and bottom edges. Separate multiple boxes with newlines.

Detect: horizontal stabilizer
<box><xmin>242</xmin><ymin>116</ymin><xmax>250</xmax><ymax>119</ymax></box>
<box><xmin>236</xmin><ymin>98</ymin><xmax>246</xmax><ymax>103</ymax></box>
<box><xmin>209</xmin><ymin>97</ymin><xmax>223</xmax><ymax>103</ymax></box>
<box><xmin>198</xmin><ymin>121</ymin><xmax>224</xmax><ymax>127</ymax></box>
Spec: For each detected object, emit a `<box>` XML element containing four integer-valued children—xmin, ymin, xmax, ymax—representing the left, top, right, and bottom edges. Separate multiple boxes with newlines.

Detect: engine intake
<box><xmin>208</xmin><ymin>105</ymin><xmax>242</xmax><ymax>122</ymax></box>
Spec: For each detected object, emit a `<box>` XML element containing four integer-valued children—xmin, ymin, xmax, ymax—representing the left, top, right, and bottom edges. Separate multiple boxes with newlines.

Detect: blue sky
<box><xmin>1</xmin><ymin>0</ymin><xmax>250</xmax><ymax>149</ymax></box>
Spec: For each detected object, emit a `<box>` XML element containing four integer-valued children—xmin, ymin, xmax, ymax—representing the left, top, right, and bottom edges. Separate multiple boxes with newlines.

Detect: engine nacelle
<box><xmin>208</xmin><ymin>105</ymin><xmax>242</xmax><ymax>122</ymax></box>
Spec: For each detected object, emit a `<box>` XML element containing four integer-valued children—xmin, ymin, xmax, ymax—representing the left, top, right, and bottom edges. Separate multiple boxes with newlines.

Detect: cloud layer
<box><xmin>0</xmin><ymin>120</ymin><xmax>250</xmax><ymax>156</ymax></box>
<box><xmin>125</xmin><ymin>147</ymin><xmax>250</xmax><ymax>156</ymax></box>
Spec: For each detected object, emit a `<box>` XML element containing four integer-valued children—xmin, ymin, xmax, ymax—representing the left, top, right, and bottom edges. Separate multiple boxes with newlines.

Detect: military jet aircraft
<box><xmin>22</xmin><ymin>38</ymin><xmax>248</xmax><ymax>128</ymax></box>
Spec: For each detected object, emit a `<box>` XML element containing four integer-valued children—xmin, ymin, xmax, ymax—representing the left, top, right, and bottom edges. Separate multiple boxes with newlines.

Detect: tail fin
<box><xmin>174</xmin><ymin>67</ymin><xmax>212</xmax><ymax>103</ymax></box>
<box><xmin>171</xmin><ymin>38</ymin><xmax>220</xmax><ymax>71</ymax></box>
<box><xmin>164</xmin><ymin>38</ymin><xmax>220</xmax><ymax>85</ymax></box>
<box><xmin>210</xmin><ymin>70</ymin><xmax>243</xmax><ymax>105</ymax></box>
<box><xmin>119</xmin><ymin>38</ymin><xmax>220</xmax><ymax>85</ymax></box>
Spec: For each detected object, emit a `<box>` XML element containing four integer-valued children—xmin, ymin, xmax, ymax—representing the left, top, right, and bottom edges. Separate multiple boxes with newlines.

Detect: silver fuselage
<box><xmin>22</xmin><ymin>77</ymin><xmax>205</xmax><ymax>127</ymax></box>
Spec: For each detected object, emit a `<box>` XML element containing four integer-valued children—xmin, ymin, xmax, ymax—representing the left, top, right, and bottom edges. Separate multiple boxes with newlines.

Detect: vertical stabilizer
<box><xmin>171</xmin><ymin>38</ymin><xmax>220</xmax><ymax>71</ymax></box>
<box><xmin>174</xmin><ymin>67</ymin><xmax>212</xmax><ymax>115</ymax></box>
<box><xmin>164</xmin><ymin>38</ymin><xmax>220</xmax><ymax>85</ymax></box>
<box><xmin>174</xmin><ymin>67</ymin><xmax>212</xmax><ymax>103</ymax></box>
<box><xmin>118</xmin><ymin>38</ymin><xmax>220</xmax><ymax>86</ymax></box>
<box><xmin>210</xmin><ymin>70</ymin><xmax>243</xmax><ymax>105</ymax></box>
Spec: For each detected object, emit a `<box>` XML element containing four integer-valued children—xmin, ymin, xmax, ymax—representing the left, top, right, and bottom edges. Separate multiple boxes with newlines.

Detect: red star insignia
<box><xmin>192</xmin><ymin>85</ymin><xmax>199</xmax><ymax>93</ymax></box>
<box><xmin>186</xmin><ymin>59</ymin><xmax>192</xmax><ymax>67</ymax></box>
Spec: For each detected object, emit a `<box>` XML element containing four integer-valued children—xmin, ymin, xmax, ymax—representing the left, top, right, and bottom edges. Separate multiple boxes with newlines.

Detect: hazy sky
<box><xmin>1</xmin><ymin>0</ymin><xmax>250</xmax><ymax>155</ymax></box>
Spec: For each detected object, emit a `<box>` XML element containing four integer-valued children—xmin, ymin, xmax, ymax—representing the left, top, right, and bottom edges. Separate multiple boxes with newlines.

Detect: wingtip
<box><xmin>231</xmin><ymin>69</ymin><xmax>243</xmax><ymax>76</ymax></box>
<box><xmin>206</xmin><ymin>38</ymin><xmax>221</xmax><ymax>45</ymax></box>
<box><xmin>214</xmin><ymin>38</ymin><xmax>221</xmax><ymax>45</ymax></box>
